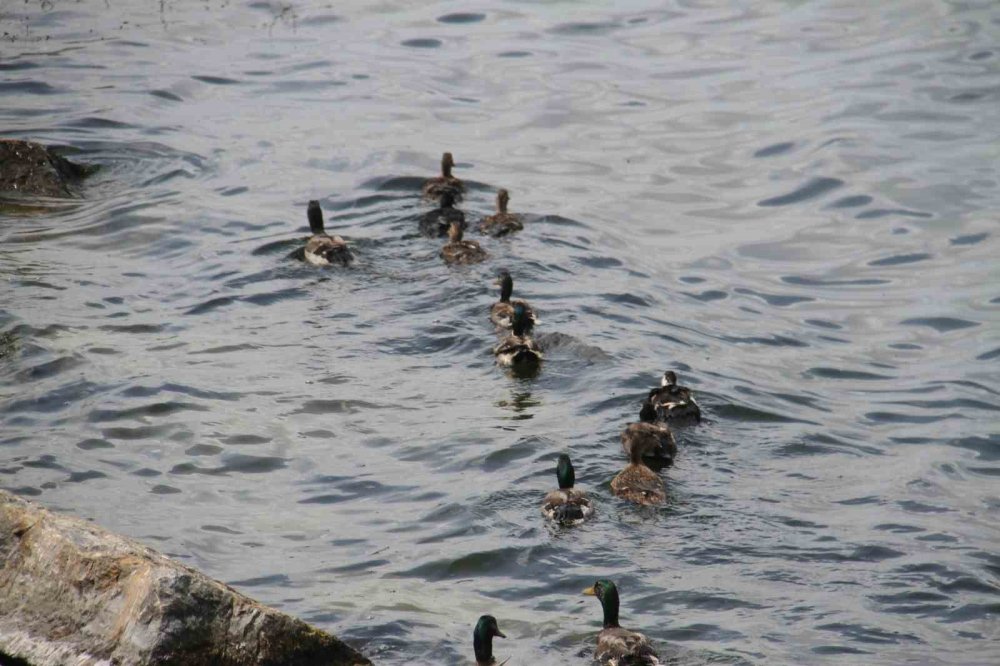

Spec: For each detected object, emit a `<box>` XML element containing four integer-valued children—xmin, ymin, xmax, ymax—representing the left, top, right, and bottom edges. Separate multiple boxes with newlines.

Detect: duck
<box><xmin>303</xmin><ymin>200</ymin><xmax>353</xmax><ymax>266</ymax></box>
<box><xmin>541</xmin><ymin>454</ymin><xmax>594</xmax><ymax>525</ymax></box>
<box><xmin>419</xmin><ymin>190</ymin><xmax>466</xmax><ymax>238</ymax></box>
<box><xmin>648</xmin><ymin>370</ymin><xmax>701</xmax><ymax>423</ymax></box>
<box><xmin>621</xmin><ymin>400</ymin><xmax>677</xmax><ymax>468</ymax></box>
<box><xmin>582</xmin><ymin>580</ymin><xmax>661</xmax><ymax>665</ymax></box>
<box><xmin>422</xmin><ymin>151</ymin><xmax>464</xmax><ymax>201</ymax></box>
<box><xmin>478</xmin><ymin>189</ymin><xmax>523</xmax><ymax>237</ymax></box>
<box><xmin>473</xmin><ymin>615</ymin><xmax>508</xmax><ymax>665</ymax></box>
<box><xmin>489</xmin><ymin>270</ymin><xmax>537</xmax><ymax>333</ymax></box>
<box><xmin>610</xmin><ymin>426</ymin><xmax>665</xmax><ymax>506</ymax></box>
<box><xmin>441</xmin><ymin>220</ymin><xmax>488</xmax><ymax>265</ymax></box>
<box><xmin>493</xmin><ymin>303</ymin><xmax>543</xmax><ymax>368</ymax></box>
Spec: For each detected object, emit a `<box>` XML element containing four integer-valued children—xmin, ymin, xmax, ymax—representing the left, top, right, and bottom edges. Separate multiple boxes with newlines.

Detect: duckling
<box><xmin>419</xmin><ymin>190</ymin><xmax>466</xmax><ymax>237</ymax></box>
<box><xmin>489</xmin><ymin>270</ymin><xmax>537</xmax><ymax>333</ymax></box>
<box><xmin>611</xmin><ymin>427</ymin><xmax>665</xmax><ymax>506</ymax></box>
<box><xmin>621</xmin><ymin>400</ymin><xmax>677</xmax><ymax>468</ymax></box>
<box><xmin>441</xmin><ymin>220</ymin><xmax>488</xmax><ymax>265</ymax></box>
<box><xmin>473</xmin><ymin>615</ymin><xmax>508</xmax><ymax>666</ymax></box>
<box><xmin>541</xmin><ymin>454</ymin><xmax>595</xmax><ymax>525</ymax></box>
<box><xmin>648</xmin><ymin>370</ymin><xmax>701</xmax><ymax>423</ymax></box>
<box><xmin>303</xmin><ymin>200</ymin><xmax>353</xmax><ymax>266</ymax></box>
<box><xmin>478</xmin><ymin>189</ymin><xmax>523</xmax><ymax>237</ymax></box>
<box><xmin>582</xmin><ymin>580</ymin><xmax>661</xmax><ymax>665</ymax></box>
<box><xmin>422</xmin><ymin>151</ymin><xmax>464</xmax><ymax>201</ymax></box>
<box><xmin>493</xmin><ymin>303</ymin><xmax>542</xmax><ymax>368</ymax></box>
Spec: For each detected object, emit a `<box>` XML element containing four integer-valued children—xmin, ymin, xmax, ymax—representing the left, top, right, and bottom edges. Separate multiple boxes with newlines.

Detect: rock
<box><xmin>0</xmin><ymin>139</ymin><xmax>92</xmax><ymax>198</ymax></box>
<box><xmin>0</xmin><ymin>489</ymin><xmax>373</xmax><ymax>666</ymax></box>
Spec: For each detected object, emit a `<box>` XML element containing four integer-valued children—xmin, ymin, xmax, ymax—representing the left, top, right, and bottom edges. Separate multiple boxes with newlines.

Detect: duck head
<box><xmin>556</xmin><ymin>453</ymin><xmax>575</xmax><ymax>490</ymax></box>
<box><xmin>447</xmin><ymin>220</ymin><xmax>464</xmax><ymax>243</ymax></box>
<box><xmin>441</xmin><ymin>151</ymin><xmax>455</xmax><ymax>178</ymax></box>
<box><xmin>511</xmin><ymin>302</ymin><xmax>530</xmax><ymax>337</ymax></box>
<box><xmin>473</xmin><ymin>614</ymin><xmax>506</xmax><ymax>664</ymax></box>
<box><xmin>307</xmin><ymin>200</ymin><xmax>325</xmax><ymax>234</ymax></box>
<box><xmin>496</xmin><ymin>188</ymin><xmax>509</xmax><ymax>213</ymax></box>
<box><xmin>639</xmin><ymin>400</ymin><xmax>657</xmax><ymax>423</ymax></box>
<box><xmin>582</xmin><ymin>579</ymin><xmax>621</xmax><ymax>629</ymax></box>
<box><xmin>495</xmin><ymin>270</ymin><xmax>513</xmax><ymax>303</ymax></box>
<box><xmin>662</xmin><ymin>370</ymin><xmax>678</xmax><ymax>387</ymax></box>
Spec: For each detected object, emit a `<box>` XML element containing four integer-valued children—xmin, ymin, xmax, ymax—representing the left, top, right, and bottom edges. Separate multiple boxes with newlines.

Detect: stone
<box><xmin>0</xmin><ymin>139</ymin><xmax>92</xmax><ymax>198</ymax></box>
<box><xmin>0</xmin><ymin>489</ymin><xmax>372</xmax><ymax>666</ymax></box>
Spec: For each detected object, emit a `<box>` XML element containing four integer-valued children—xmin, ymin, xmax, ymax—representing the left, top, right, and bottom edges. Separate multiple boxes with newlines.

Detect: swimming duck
<box><xmin>441</xmin><ymin>220</ymin><xmax>488</xmax><ymax>265</ymax></box>
<box><xmin>582</xmin><ymin>580</ymin><xmax>661</xmax><ymax>665</ymax></box>
<box><xmin>473</xmin><ymin>615</ymin><xmax>508</xmax><ymax>666</ymax></box>
<box><xmin>610</xmin><ymin>426</ymin><xmax>665</xmax><ymax>506</ymax></box>
<box><xmin>648</xmin><ymin>371</ymin><xmax>701</xmax><ymax>423</ymax></box>
<box><xmin>303</xmin><ymin>200</ymin><xmax>353</xmax><ymax>266</ymax></box>
<box><xmin>541</xmin><ymin>454</ymin><xmax>595</xmax><ymax>525</ymax></box>
<box><xmin>478</xmin><ymin>189</ymin><xmax>523</xmax><ymax>237</ymax></box>
<box><xmin>422</xmin><ymin>151</ymin><xmax>464</xmax><ymax>201</ymax></box>
<box><xmin>489</xmin><ymin>270</ymin><xmax>537</xmax><ymax>333</ymax></box>
<box><xmin>493</xmin><ymin>303</ymin><xmax>543</xmax><ymax>368</ymax></box>
<box><xmin>419</xmin><ymin>190</ymin><xmax>466</xmax><ymax>238</ymax></box>
<box><xmin>621</xmin><ymin>400</ymin><xmax>677</xmax><ymax>468</ymax></box>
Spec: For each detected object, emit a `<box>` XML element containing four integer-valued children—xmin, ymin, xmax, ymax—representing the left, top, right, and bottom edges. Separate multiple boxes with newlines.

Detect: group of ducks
<box><xmin>292</xmin><ymin>153</ymin><xmax>703</xmax><ymax>665</ymax></box>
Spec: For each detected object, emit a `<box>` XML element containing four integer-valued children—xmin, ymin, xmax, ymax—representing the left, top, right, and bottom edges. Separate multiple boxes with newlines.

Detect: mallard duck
<box><xmin>422</xmin><ymin>151</ymin><xmax>464</xmax><ymax>200</ymax></box>
<box><xmin>473</xmin><ymin>615</ymin><xmax>508</xmax><ymax>666</ymax></box>
<box><xmin>621</xmin><ymin>400</ymin><xmax>677</xmax><ymax>468</ymax></box>
<box><xmin>648</xmin><ymin>371</ymin><xmax>701</xmax><ymax>423</ymax></box>
<box><xmin>489</xmin><ymin>270</ymin><xmax>537</xmax><ymax>332</ymax></box>
<box><xmin>441</xmin><ymin>220</ymin><xmax>488</xmax><ymax>265</ymax></box>
<box><xmin>478</xmin><ymin>189</ymin><xmax>523</xmax><ymax>237</ymax></box>
<box><xmin>493</xmin><ymin>303</ymin><xmax>542</xmax><ymax>368</ymax></box>
<box><xmin>541</xmin><ymin>454</ymin><xmax>594</xmax><ymax>525</ymax></box>
<box><xmin>419</xmin><ymin>190</ymin><xmax>466</xmax><ymax>237</ymax></box>
<box><xmin>611</xmin><ymin>425</ymin><xmax>665</xmax><ymax>506</ymax></box>
<box><xmin>582</xmin><ymin>580</ymin><xmax>661</xmax><ymax>665</ymax></box>
<box><xmin>303</xmin><ymin>200</ymin><xmax>353</xmax><ymax>266</ymax></box>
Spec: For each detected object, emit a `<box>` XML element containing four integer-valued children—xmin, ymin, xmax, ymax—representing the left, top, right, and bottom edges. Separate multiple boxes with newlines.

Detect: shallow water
<box><xmin>2</xmin><ymin>0</ymin><xmax>999</xmax><ymax>663</ymax></box>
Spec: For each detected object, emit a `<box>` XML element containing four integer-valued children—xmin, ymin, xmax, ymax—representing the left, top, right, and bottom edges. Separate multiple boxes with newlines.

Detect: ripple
<box><xmin>437</xmin><ymin>12</ymin><xmax>485</xmax><ymax>24</ymax></box>
<box><xmin>758</xmin><ymin>177</ymin><xmax>844</xmax><ymax>207</ymax></box>
<box><xmin>900</xmin><ymin>317</ymin><xmax>979</xmax><ymax>333</ymax></box>
<box><xmin>868</xmin><ymin>253</ymin><xmax>933</xmax><ymax>267</ymax></box>
<box><xmin>401</xmin><ymin>38</ymin><xmax>442</xmax><ymax>49</ymax></box>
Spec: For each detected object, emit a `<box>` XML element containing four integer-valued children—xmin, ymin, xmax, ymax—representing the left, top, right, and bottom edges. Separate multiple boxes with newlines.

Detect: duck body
<box><xmin>584</xmin><ymin>580</ymin><xmax>661</xmax><ymax>666</ymax></box>
<box><xmin>303</xmin><ymin>201</ymin><xmax>353</xmax><ymax>266</ymax></box>
<box><xmin>541</xmin><ymin>454</ymin><xmax>594</xmax><ymax>525</ymax></box>
<box><xmin>493</xmin><ymin>332</ymin><xmax>542</xmax><ymax>368</ymax></box>
<box><xmin>441</xmin><ymin>220</ymin><xmax>487</xmax><ymax>265</ymax></box>
<box><xmin>420</xmin><ymin>190</ymin><xmax>466</xmax><ymax>238</ymax></box>
<box><xmin>489</xmin><ymin>271</ymin><xmax>536</xmax><ymax>333</ymax></box>
<box><xmin>610</xmin><ymin>463</ymin><xmax>665</xmax><ymax>506</ymax></box>
<box><xmin>422</xmin><ymin>151</ymin><xmax>464</xmax><ymax>201</ymax></box>
<box><xmin>478</xmin><ymin>189</ymin><xmax>523</xmax><ymax>237</ymax></box>
<box><xmin>648</xmin><ymin>371</ymin><xmax>701</xmax><ymax>423</ymax></box>
<box><xmin>621</xmin><ymin>401</ymin><xmax>676</xmax><ymax>467</ymax></box>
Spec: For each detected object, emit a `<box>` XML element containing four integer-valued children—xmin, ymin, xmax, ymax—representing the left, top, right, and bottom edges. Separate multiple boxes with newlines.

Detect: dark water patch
<box><xmin>301</xmin><ymin>13</ymin><xmax>340</xmax><ymax>27</ymax></box>
<box><xmin>437</xmin><ymin>12</ymin><xmax>485</xmax><ymax>24</ymax></box>
<box><xmin>170</xmin><ymin>454</ymin><xmax>287</xmax><ymax>475</ymax></box>
<box><xmin>220</xmin><ymin>186</ymin><xmax>249</xmax><ymax>197</ymax></box>
<box><xmin>67</xmin><ymin>470</ymin><xmax>107</xmax><ymax>483</ymax></box>
<box><xmin>807</xmin><ymin>367</ymin><xmax>893</xmax><ymax>380</ymax></box>
<box><xmin>575</xmin><ymin>255</ymin><xmax>622</xmax><ymax>269</ymax></box>
<box><xmin>970</xmin><ymin>50</ymin><xmax>993</xmax><ymax>60</ymax></box>
<box><xmin>600</xmin><ymin>292</ymin><xmax>650</xmax><ymax>308</ymax></box>
<box><xmin>0</xmin><ymin>62</ymin><xmax>40</xmax><ymax>71</ymax></box>
<box><xmin>295</xmin><ymin>399</ymin><xmax>385</xmax><ymax>415</ymax></box>
<box><xmin>816</xmin><ymin>623</ymin><xmax>919</xmax><ymax>645</ymax></box>
<box><xmin>185</xmin><ymin>296</ymin><xmax>238</xmax><ymax>315</ymax></box>
<box><xmin>68</xmin><ymin>116</ymin><xmax>134</xmax><ymax>130</ymax></box>
<box><xmin>898</xmin><ymin>500</ymin><xmax>952</xmax><ymax>514</ymax></box>
<box><xmin>753</xmin><ymin>142</ymin><xmax>795</xmax><ymax>157</ymax></box>
<box><xmin>685</xmin><ymin>289</ymin><xmax>728</xmax><ymax>302</ymax></box>
<box><xmin>865</xmin><ymin>412</ymin><xmax>945</xmax><ymax>424</ymax></box>
<box><xmin>711</xmin><ymin>403</ymin><xmax>808</xmax><ymax>424</ymax></box>
<box><xmin>0</xmin><ymin>81</ymin><xmax>57</xmax><ymax>95</ymax></box>
<box><xmin>395</xmin><ymin>544</ymin><xmax>553</xmax><ymax>581</ymax></box>
<box><xmin>758</xmin><ymin>177</ymin><xmax>843</xmax><ymax>207</ymax></box>
<box><xmin>187</xmin><ymin>444</ymin><xmax>222</xmax><ymax>456</ymax></box>
<box><xmin>856</xmin><ymin>208</ymin><xmax>932</xmax><ymax>220</ymax></box>
<box><xmin>222</xmin><ymin>434</ymin><xmax>271</xmax><ymax>446</ymax></box>
<box><xmin>229</xmin><ymin>573</ymin><xmax>291</xmax><ymax>587</ymax></box>
<box><xmin>949</xmin><ymin>435</ymin><xmax>1000</xmax><ymax>461</ymax></box>
<box><xmin>87</xmin><ymin>401</ymin><xmax>208</xmax><ymax>422</ymax></box>
<box><xmin>191</xmin><ymin>75</ymin><xmax>242</xmax><ymax>85</ymax></box>
<box><xmin>783</xmin><ymin>275</ymin><xmax>889</xmax><ymax>287</ymax></box>
<box><xmin>900</xmin><ymin>317</ymin><xmax>979</xmax><ymax>333</ymax></box>
<box><xmin>3</xmin><ymin>486</ymin><xmax>43</xmax><ymax>497</ymax></box>
<box><xmin>15</xmin><ymin>355</ymin><xmax>84</xmax><ymax>382</ymax></box>
<box><xmin>548</xmin><ymin>21</ymin><xmax>620</xmax><ymax>36</ymax></box>
<box><xmin>734</xmin><ymin>288</ymin><xmax>814</xmax><ymax>307</ymax></box>
<box><xmin>299</xmin><ymin>478</ymin><xmax>409</xmax><ymax>504</ymax></box>
<box><xmin>102</xmin><ymin>424</ymin><xmax>175</xmax><ymax>440</ymax></box>
<box><xmin>4</xmin><ymin>379</ymin><xmax>101</xmax><ymax>413</ymax></box>
<box><xmin>950</xmin><ymin>232</ymin><xmax>988</xmax><ymax>246</ymax></box>
<box><xmin>873</xmin><ymin>523</ymin><xmax>924</xmax><ymax>534</ymax></box>
<box><xmin>149</xmin><ymin>89</ymin><xmax>182</xmax><ymax>102</ymax></box>
<box><xmin>828</xmin><ymin>194</ymin><xmax>874</xmax><ymax>208</ymax></box>
<box><xmin>121</xmin><ymin>382</ymin><xmax>242</xmax><ymax>402</ymax></box>
<box><xmin>498</xmin><ymin>50</ymin><xmax>532</xmax><ymax>58</ymax></box>
<box><xmin>868</xmin><ymin>253</ymin><xmax>932</xmax><ymax>267</ymax></box>
<box><xmin>401</xmin><ymin>38</ymin><xmax>442</xmax><ymax>49</ymax></box>
<box><xmin>192</xmin><ymin>343</ymin><xmax>258</xmax><ymax>355</ymax></box>
<box><xmin>722</xmin><ymin>334</ymin><xmax>809</xmax><ymax>348</ymax></box>
<box><xmin>150</xmin><ymin>484</ymin><xmax>181</xmax><ymax>495</ymax></box>
<box><xmin>76</xmin><ymin>438</ymin><xmax>113</xmax><ymax>450</ymax></box>
<box><xmin>98</xmin><ymin>323</ymin><xmax>166</xmax><ymax>334</ymax></box>
<box><xmin>202</xmin><ymin>524</ymin><xmax>242</xmax><ymax>534</ymax></box>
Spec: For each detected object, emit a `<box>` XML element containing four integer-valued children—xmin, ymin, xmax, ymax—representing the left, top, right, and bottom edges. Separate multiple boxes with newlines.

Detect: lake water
<box><xmin>2</xmin><ymin>1</ymin><xmax>998</xmax><ymax>663</ymax></box>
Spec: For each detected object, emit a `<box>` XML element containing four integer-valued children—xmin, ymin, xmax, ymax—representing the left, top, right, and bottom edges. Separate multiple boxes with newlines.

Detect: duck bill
<box><xmin>495</xmin><ymin>629</ymin><xmax>507</xmax><ymax>639</ymax></box>
<box><xmin>582</xmin><ymin>586</ymin><xmax>597</xmax><ymax>596</ymax></box>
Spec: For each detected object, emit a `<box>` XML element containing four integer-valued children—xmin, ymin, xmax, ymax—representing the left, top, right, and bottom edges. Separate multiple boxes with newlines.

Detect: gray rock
<box><xmin>0</xmin><ymin>489</ymin><xmax>373</xmax><ymax>666</ymax></box>
<box><xmin>0</xmin><ymin>139</ymin><xmax>92</xmax><ymax>198</ymax></box>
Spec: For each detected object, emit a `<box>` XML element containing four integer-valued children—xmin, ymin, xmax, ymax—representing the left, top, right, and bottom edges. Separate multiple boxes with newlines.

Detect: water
<box><xmin>2</xmin><ymin>1</ymin><xmax>998</xmax><ymax>663</ymax></box>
